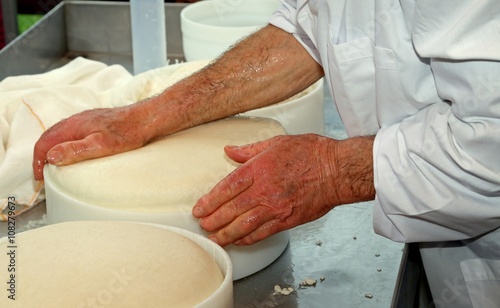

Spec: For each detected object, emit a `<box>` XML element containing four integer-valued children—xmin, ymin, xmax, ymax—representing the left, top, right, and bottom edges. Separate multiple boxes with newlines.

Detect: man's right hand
<box><xmin>33</xmin><ymin>104</ymin><xmax>152</xmax><ymax>181</ymax></box>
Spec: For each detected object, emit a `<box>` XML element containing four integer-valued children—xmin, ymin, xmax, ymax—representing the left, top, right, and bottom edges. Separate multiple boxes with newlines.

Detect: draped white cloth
<box><xmin>0</xmin><ymin>57</ymin><xmax>206</xmax><ymax>219</ymax></box>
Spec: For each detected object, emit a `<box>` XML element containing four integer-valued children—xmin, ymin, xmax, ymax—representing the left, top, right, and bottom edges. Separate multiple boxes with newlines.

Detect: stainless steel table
<box><xmin>0</xmin><ymin>2</ymin><xmax>404</xmax><ymax>306</ymax></box>
<box><xmin>233</xmin><ymin>204</ymin><xmax>403</xmax><ymax>307</ymax></box>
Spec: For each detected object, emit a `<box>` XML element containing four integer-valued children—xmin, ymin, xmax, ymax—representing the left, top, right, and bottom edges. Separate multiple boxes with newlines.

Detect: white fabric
<box><xmin>0</xmin><ymin>57</ymin><xmax>208</xmax><ymax>219</ymax></box>
<box><xmin>270</xmin><ymin>0</ymin><xmax>500</xmax><ymax>243</ymax></box>
<box><xmin>0</xmin><ymin>58</ymin><xmax>131</xmax><ymax>218</ymax></box>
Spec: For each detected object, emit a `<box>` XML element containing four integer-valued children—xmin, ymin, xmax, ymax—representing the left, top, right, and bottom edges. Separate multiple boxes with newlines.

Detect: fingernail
<box><xmin>47</xmin><ymin>149</ymin><xmax>62</xmax><ymax>164</ymax></box>
<box><xmin>192</xmin><ymin>206</ymin><xmax>204</xmax><ymax>218</ymax></box>
<box><xmin>233</xmin><ymin>239</ymin><xmax>242</xmax><ymax>246</ymax></box>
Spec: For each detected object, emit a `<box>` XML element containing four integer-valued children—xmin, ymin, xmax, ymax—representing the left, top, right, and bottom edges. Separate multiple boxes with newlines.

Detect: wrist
<box><xmin>326</xmin><ymin>136</ymin><xmax>376</xmax><ymax>205</ymax></box>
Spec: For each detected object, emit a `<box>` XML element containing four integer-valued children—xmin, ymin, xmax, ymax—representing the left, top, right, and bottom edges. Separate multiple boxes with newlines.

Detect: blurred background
<box><xmin>0</xmin><ymin>0</ymin><xmax>201</xmax><ymax>49</ymax></box>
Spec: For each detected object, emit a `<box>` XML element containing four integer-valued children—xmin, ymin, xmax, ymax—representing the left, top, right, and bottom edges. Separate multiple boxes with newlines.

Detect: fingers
<box><xmin>193</xmin><ymin>136</ymin><xmax>290</xmax><ymax>246</ymax></box>
<box><xmin>192</xmin><ymin>168</ymin><xmax>254</xmax><ymax>218</ymax></box>
<box><xmin>224</xmin><ymin>136</ymin><xmax>282</xmax><ymax>163</ymax></box>
<box><xmin>206</xmin><ymin>206</ymin><xmax>284</xmax><ymax>246</ymax></box>
<box><xmin>193</xmin><ymin>140</ymin><xmax>274</xmax><ymax>218</ymax></box>
<box><xmin>194</xmin><ymin>169</ymin><xmax>291</xmax><ymax>246</ymax></box>
<box><xmin>33</xmin><ymin>136</ymin><xmax>104</xmax><ymax>180</ymax></box>
<box><xmin>33</xmin><ymin>121</ymin><xmax>78</xmax><ymax>180</ymax></box>
<box><xmin>233</xmin><ymin>219</ymin><xmax>283</xmax><ymax>246</ymax></box>
<box><xmin>33</xmin><ymin>130</ymin><xmax>125</xmax><ymax>180</ymax></box>
<box><xmin>46</xmin><ymin>133</ymin><xmax>110</xmax><ymax>165</ymax></box>
<box><xmin>32</xmin><ymin>105</ymin><xmax>147</xmax><ymax>180</ymax></box>
<box><xmin>32</xmin><ymin>158</ymin><xmax>45</xmax><ymax>182</ymax></box>
<box><xmin>198</xmin><ymin>191</ymin><xmax>259</xmax><ymax>231</ymax></box>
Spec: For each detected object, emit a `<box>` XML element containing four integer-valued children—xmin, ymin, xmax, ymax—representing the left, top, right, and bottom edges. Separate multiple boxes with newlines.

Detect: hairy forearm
<box><xmin>138</xmin><ymin>24</ymin><xmax>325</xmax><ymax>140</ymax></box>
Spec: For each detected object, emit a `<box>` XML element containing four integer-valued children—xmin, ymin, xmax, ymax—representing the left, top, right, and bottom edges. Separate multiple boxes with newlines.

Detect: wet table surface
<box><xmin>0</xmin><ymin>80</ymin><xmax>404</xmax><ymax>307</ymax></box>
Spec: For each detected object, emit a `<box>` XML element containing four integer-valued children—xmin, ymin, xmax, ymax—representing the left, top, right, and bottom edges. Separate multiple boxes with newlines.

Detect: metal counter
<box><xmin>0</xmin><ymin>1</ymin><xmax>404</xmax><ymax>306</ymax></box>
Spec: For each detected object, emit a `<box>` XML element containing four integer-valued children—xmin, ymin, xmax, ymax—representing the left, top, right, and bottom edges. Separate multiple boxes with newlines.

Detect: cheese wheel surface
<box><xmin>0</xmin><ymin>221</ymin><xmax>223</xmax><ymax>307</ymax></box>
<box><xmin>46</xmin><ymin>117</ymin><xmax>286</xmax><ymax>212</ymax></box>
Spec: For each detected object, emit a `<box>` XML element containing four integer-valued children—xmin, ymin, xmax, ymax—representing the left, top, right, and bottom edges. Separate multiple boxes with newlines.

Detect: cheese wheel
<box><xmin>0</xmin><ymin>221</ymin><xmax>224</xmax><ymax>307</ymax></box>
<box><xmin>46</xmin><ymin>117</ymin><xmax>286</xmax><ymax>212</ymax></box>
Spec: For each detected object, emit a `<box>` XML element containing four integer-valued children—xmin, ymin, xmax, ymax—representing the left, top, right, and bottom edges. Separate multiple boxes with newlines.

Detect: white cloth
<box><xmin>0</xmin><ymin>57</ymin><xmax>207</xmax><ymax>219</ymax></box>
<box><xmin>270</xmin><ymin>0</ymin><xmax>500</xmax><ymax>243</ymax></box>
<box><xmin>0</xmin><ymin>58</ymin><xmax>130</xmax><ymax>218</ymax></box>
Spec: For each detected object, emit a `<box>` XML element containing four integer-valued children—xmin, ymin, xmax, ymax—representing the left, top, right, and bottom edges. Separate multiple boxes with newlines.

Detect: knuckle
<box><xmin>266</xmin><ymin>220</ymin><xmax>284</xmax><ymax>235</ymax></box>
<box><xmin>278</xmin><ymin>201</ymin><xmax>294</xmax><ymax>217</ymax></box>
<box><xmin>225</xmin><ymin>201</ymin><xmax>239</xmax><ymax>219</ymax></box>
<box><xmin>219</xmin><ymin>228</ymin><xmax>232</xmax><ymax>242</ymax></box>
<box><xmin>67</xmin><ymin>142</ymin><xmax>85</xmax><ymax>157</ymax></box>
<box><xmin>89</xmin><ymin>132</ymin><xmax>110</xmax><ymax>148</ymax></box>
<box><xmin>239</xmin><ymin>235</ymin><xmax>255</xmax><ymax>246</ymax></box>
<box><xmin>240</xmin><ymin>219</ymin><xmax>256</xmax><ymax>234</ymax></box>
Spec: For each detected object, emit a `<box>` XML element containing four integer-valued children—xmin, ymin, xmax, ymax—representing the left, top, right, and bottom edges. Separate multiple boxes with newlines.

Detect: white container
<box><xmin>181</xmin><ymin>0</ymin><xmax>280</xmax><ymax>61</ymax></box>
<box><xmin>140</xmin><ymin>59</ymin><xmax>324</xmax><ymax>135</ymax></box>
<box><xmin>243</xmin><ymin>79</ymin><xmax>325</xmax><ymax>135</ymax></box>
<box><xmin>149</xmin><ymin>223</ymin><xmax>234</xmax><ymax>308</ymax></box>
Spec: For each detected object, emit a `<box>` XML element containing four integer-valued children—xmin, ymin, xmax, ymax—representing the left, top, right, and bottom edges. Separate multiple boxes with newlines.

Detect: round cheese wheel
<box><xmin>0</xmin><ymin>221</ymin><xmax>224</xmax><ymax>307</ymax></box>
<box><xmin>46</xmin><ymin>117</ymin><xmax>286</xmax><ymax>212</ymax></box>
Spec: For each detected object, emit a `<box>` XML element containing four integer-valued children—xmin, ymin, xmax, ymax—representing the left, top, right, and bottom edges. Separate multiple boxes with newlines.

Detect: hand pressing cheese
<box><xmin>45</xmin><ymin>117</ymin><xmax>286</xmax><ymax>212</ymax></box>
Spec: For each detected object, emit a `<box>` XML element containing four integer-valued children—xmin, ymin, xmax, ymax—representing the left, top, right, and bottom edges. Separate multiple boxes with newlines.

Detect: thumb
<box><xmin>46</xmin><ymin>132</ymin><xmax>116</xmax><ymax>166</ymax></box>
<box><xmin>34</xmin><ymin>130</ymin><xmax>108</xmax><ymax>180</ymax></box>
<box><xmin>224</xmin><ymin>136</ymin><xmax>282</xmax><ymax>163</ymax></box>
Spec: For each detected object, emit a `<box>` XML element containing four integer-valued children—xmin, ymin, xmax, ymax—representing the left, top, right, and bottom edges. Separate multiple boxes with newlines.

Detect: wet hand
<box><xmin>192</xmin><ymin>134</ymin><xmax>344</xmax><ymax>246</ymax></box>
<box><xmin>33</xmin><ymin>105</ymin><xmax>152</xmax><ymax>181</ymax></box>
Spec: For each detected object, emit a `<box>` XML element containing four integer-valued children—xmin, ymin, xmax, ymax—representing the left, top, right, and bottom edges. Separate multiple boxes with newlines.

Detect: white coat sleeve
<box><xmin>373</xmin><ymin>1</ymin><xmax>500</xmax><ymax>243</ymax></box>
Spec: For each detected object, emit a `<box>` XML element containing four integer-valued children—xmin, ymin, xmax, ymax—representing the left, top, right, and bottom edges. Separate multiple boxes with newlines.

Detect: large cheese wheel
<box><xmin>0</xmin><ymin>221</ymin><xmax>224</xmax><ymax>307</ymax></box>
<box><xmin>46</xmin><ymin>117</ymin><xmax>286</xmax><ymax>212</ymax></box>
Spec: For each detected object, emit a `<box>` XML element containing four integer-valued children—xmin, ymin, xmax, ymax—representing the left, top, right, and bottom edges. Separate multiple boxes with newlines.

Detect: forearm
<box><xmin>31</xmin><ymin>24</ymin><xmax>323</xmax><ymax>179</ymax></box>
<box><xmin>138</xmin><ymin>24</ymin><xmax>325</xmax><ymax>140</ymax></box>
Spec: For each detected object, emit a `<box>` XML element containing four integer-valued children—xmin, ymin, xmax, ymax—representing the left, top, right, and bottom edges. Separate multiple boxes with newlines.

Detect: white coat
<box><xmin>270</xmin><ymin>1</ymin><xmax>500</xmax><ymax>306</ymax></box>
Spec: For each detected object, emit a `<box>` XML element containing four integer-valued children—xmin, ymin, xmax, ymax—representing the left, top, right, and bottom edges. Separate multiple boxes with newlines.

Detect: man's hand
<box><xmin>192</xmin><ymin>134</ymin><xmax>376</xmax><ymax>246</ymax></box>
<box><xmin>33</xmin><ymin>105</ymin><xmax>153</xmax><ymax>181</ymax></box>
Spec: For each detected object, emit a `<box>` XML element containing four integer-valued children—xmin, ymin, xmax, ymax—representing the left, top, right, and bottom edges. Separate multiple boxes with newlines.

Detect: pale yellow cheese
<box><xmin>0</xmin><ymin>221</ymin><xmax>223</xmax><ymax>307</ymax></box>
